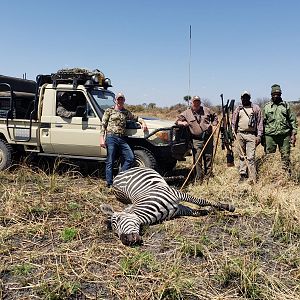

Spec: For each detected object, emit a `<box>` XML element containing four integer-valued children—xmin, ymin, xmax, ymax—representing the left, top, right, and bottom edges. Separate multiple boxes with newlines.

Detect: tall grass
<box><xmin>0</xmin><ymin>135</ymin><xmax>300</xmax><ymax>299</ymax></box>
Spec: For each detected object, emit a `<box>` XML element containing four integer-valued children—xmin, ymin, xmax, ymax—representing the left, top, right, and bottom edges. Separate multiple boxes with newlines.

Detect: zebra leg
<box><xmin>173</xmin><ymin>204</ymin><xmax>210</xmax><ymax>218</ymax></box>
<box><xmin>174</xmin><ymin>189</ymin><xmax>235</xmax><ymax>212</ymax></box>
<box><xmin>215</xmin><ymin>202</ymin><xmax>235</xmax><ymax>212</ymax></box>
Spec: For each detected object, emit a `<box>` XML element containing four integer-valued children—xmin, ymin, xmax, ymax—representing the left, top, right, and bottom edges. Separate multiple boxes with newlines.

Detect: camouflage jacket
<box><xmin>56</xmin><ymin>105</ymin><xmax>76</xmax><ymax>118</ymax></box>
<box><xmin>263</xmin><ymin>101</ymin><xmax>298</xmax><ymax>135</ymax></box>
<box><xmin>100</xmin><ymin>107</ymin><xmax>141</xmax><ymax>136</ymax></box>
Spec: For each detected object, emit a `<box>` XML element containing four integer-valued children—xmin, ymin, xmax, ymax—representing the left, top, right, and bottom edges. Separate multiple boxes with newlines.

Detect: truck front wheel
<box><xmin>0</xmin><ymin>140</ymin><xmax>13</xmax><ymax>171</ymax></box>
<box><xmin>133</xmin><ymin>148</ymin><xmax>157</xmax><ymax>170</ymax></box>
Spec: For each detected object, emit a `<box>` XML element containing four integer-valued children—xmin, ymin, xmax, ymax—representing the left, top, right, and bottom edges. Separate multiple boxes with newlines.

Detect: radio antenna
<box><xmin>188</xmin><ymin>25</ymin><xmax>192</xmax><ymax>103</ymax></box>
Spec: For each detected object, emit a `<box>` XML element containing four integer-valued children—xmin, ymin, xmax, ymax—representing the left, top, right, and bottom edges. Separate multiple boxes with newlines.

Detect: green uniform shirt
<box><xmin>100</xmin><ymin>107</ymin><xmax>140</xmax><ymax>135</ymax></box>
<box><xmin>263</xmin><ymin>101</ymin><xmax>298</xmax><ymax>135</ymax></box>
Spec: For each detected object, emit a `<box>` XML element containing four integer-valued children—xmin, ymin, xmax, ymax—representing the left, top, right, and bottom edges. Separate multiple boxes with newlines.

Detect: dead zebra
<box><xmin>101</xmin><ymin>167</ymin><xmax>235</xmax><ymax>246</ymax></box>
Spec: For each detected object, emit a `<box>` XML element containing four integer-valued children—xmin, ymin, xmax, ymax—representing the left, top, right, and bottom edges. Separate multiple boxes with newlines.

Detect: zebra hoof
<box><xmin>227</xmin><ymin>204</ymin><xmax>235</xmax><ymax>212</ymax></box>
<box><xmin>217</xmin><ymin>203</ymin><xmax>235</xmax><ymax>212</ymax></box>
<box><xmin>120</xmin><ymin>233</ymin><xmax>143</xmax><ymax>246</ymax></box>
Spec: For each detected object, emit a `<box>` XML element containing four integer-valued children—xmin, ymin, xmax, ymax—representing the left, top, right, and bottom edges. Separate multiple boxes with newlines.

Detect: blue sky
<box><xmin>1</xmin><ymin>0</ymin><xmax>300</xmax><ymax>106</ymax></box>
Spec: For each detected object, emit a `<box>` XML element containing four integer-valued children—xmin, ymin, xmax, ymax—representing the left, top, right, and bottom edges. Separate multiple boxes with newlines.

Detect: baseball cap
<box><xmin>241</xmin><ymin>91</ymin><xmax>251</xmax><ymax>97</ymax></box>
<box><xmin>192</xmin><ymin>95</ymin><xmax>201</xmax><ymax>101</ymax></box>
<box><xmin>271</xmin><ymin>84</ymin><xmax>282</xmax><ymax>95</ymax></box>
<box><xmin>115</xmin><ymin>92</ymin><xmax>125</xmax><ymax>100</ymax></box>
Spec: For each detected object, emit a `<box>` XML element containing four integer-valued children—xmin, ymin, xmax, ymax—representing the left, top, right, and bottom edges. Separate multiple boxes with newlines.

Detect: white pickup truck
<box><xmin>0</xmin><ymin>69</ymin><xmax>191</xmax><ymax>173</ymax></box>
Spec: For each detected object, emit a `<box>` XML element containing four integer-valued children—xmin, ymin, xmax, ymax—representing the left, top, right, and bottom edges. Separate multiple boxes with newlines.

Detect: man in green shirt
<box><xmin>263</xmin><ymin>84</ymin><xmax>298</xmax><ymax>172</ymax></box>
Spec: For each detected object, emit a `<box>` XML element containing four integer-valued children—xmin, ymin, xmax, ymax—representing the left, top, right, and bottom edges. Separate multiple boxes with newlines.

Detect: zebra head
<box><xmin>100</xmin><ymin>204</ymin><xmax>143</xmax><ymax>246</ymax></box>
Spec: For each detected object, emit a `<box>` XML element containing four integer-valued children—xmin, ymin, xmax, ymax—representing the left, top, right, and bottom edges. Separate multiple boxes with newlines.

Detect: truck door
<box><xmin>48</xmin><ymin>90</ymin><xmax>104</xmax><ymax>158</ymax></box>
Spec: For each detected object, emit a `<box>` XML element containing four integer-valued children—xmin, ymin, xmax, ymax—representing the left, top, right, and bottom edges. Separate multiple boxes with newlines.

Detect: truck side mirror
<box><xmin>82</xmin><ymin>113</ymin><xmax>88</xmax><ymax>122</ymax></box>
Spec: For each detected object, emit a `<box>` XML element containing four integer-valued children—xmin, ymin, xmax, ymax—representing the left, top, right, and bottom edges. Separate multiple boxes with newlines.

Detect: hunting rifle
<box><xmin>220</xmin><ymin>94</ymin><xmax>235</xmax><ymax>166</ymax></box>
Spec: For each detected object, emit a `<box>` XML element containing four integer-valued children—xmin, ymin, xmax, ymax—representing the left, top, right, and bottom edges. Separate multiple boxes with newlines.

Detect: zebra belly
<box><xmin>133</xmin><ymin>203</ymin><xmax>178</xmax><ymax>225</ymax></box>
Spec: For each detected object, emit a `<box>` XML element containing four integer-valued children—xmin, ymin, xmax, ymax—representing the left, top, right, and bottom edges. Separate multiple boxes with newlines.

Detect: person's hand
<box><xmin>291</xmin><ymin>133</ymin><xmax>297</xmax><ymax>147</ymax></box>
<box><xmin>141</xmin><ymin>122</ymin><xmax>148</xmax><ymax>132</ymax></box>
<box><xmin>177</xmin><ymin>120</ymin><xmax>189</xmax><ymax>127</ymax></box>
<box><xmin>100</xmin><ymin>136</ymin><xmax>106</xmax><ymax>148</ymax></box>
<box><xmin>255</xmin><ymin>136</ymin><xmax>261</xmax><ymax>147</ymax></box>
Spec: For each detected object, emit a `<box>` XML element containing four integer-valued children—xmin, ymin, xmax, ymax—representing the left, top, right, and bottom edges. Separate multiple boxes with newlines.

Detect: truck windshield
<box><xmin>89</xmin><ymin>89</ymin><xmax>115</xmax><ymax>112</ymax></box>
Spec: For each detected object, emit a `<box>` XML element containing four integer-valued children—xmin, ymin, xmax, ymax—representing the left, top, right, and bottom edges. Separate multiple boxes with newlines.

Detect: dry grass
<box><xmin>1</xmin><ymin>142</ymin><xmax>300</xmax><ymax>299</ymax></box>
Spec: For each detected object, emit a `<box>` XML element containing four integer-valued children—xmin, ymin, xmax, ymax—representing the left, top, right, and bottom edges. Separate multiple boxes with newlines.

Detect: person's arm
<box><xmin>231</xmin><ymin>108</ymin><xmax>238</xmax><ymax>134</ymax></box>
<box><xmin>176</xmin><ymin>119</ymin><xmax>189</xmax><ymax>126</ymax></box>
<box><xmin>175</xmin><ymin>112</ymin><xmax>189</xmax><ymax>127</ymax></box>
<box><xmin>57</xmin><ymin>106</ymin><xmax>76</xmax><ymax>118</ymax></box>
<box><xmin>127</xmin><ymin>110</ymin><xmax>148</xmax><ymax>132</ymax></box>
<box><xmin>287</xmin><ymin>104</ymin><xmax>298</xmax><ymax>145</ymax></box>
<box><xmin>255</xmin><ymin>106</ymin><xmax>264</xmax><ymax>146</ymax></box>
<box><xmin>288</xmin><ymin>107</ymin><xmax>298</xmax><ymax>135</ymax></box>
<box><xmin>100</xmin><ymin>109</ymin><xmax>111</xmax><ymax>148</ymax></box>
<box><xmin>137</xmin><ymin>117</ymin><xmax>148</xmax><ymax>132</ymax></box>
<box><xmin>211</xmin><ymin>112</ymin><xmax>219</xmax><ymax>126</ymax></box>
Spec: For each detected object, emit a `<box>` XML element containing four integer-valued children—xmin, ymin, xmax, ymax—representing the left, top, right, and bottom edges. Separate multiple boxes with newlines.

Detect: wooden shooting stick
<box><xmin>180</xmin><ymin>121</ymin><xmax>222</xmax><ymax>191</ymax></box>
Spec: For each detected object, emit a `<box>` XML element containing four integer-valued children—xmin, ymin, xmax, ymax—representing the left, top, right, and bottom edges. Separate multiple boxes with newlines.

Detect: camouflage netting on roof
<box><xmin>56</xmin><ymin>68</ymin><xmax>105</xmax><ymax>79</ymax></box>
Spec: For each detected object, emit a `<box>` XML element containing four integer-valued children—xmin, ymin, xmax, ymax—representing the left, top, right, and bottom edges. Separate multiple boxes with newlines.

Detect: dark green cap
<box><xmin>271</xmin><ymin>84</ymin><xmax>282</xmax><ymax>95</ymax></box>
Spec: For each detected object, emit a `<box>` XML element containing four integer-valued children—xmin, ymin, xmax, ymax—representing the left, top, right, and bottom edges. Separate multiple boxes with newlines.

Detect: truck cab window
<box><xmin>56</xmin><ymin>91</ymin><xmax>87</xmax><ymax>118</ymax></box>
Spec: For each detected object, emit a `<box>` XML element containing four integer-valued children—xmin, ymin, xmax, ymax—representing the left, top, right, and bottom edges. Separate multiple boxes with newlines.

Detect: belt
<box><xmin>192</xmin><ymin>136</ymin><xmax>203</xmax><ymax>141</ymax></box>
<box><xmin>238</xmin><ymin>131</ymin><xmax>255</xmax><ymax>134</ymax></box>
<box><xmin>106</xmin><ymin>132</ymin><xmax>124</xmax><ymax>137</ymax></box>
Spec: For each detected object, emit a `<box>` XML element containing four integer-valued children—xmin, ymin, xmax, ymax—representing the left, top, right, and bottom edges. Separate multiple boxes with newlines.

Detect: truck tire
<box><xmin>0</xmin><ymin>140</ymin><xmax>13</xmax><ymax>171</ymax></box>
<box><xmin>160</xmin><ymin>159</ymin><xmax>177</xmax><ymax>173</ymax></box>
<box><xmin>133</xmin><ymin>148</ymin><xmax>157</xmax><ymax>170</ymax></box>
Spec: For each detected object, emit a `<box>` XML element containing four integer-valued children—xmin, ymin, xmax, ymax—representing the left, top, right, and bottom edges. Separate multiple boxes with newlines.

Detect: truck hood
<box><xmin>142</xmin><ymin>117</ymin><xmax>176</xmax><ymax>129</ymax></box>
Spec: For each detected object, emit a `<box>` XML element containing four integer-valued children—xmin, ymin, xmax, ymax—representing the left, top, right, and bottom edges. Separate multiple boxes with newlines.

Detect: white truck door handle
<box><xmin>55</xmin><ymin>124</ymin><xmax>63</xmax><ymax>128</ymax></box>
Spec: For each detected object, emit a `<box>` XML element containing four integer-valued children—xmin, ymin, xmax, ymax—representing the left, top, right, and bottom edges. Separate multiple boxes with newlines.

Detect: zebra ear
<box><xmin>100</xmin><ymin>204</ymin><xmax>115</xmax><ymax>216</ymax></box>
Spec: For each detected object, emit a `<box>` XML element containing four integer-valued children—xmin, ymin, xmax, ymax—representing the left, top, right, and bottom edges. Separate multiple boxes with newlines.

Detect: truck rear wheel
<box><xmin>0</xmin><ymin>140</ymin><xmax>13</xmax><ymax>171</ymax></box>
<box><xmin>133</xmin><ymin>148</ymin><xmax>157</xmax><ymax>170</ymax></box>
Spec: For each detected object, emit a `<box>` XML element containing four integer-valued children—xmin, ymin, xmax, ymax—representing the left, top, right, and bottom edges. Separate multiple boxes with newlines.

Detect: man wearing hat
<box><xmin>263</xmin><ymin>84</ymin><xmax>298</xmax><ymax>172</ymax></box>
<box><xmin>232</xmin><ymin>91</ymin><xmax>263</xmax><ymax>183</ymax></box>
<box><xmin>100</xmin><ymin>92</ymin><xmax>148</xmax><ymax>187</ymax></box>
<box><xmin>176</xmin><ymin>95</ymin><xmax>218</xmax><ymax>183</ymax></box>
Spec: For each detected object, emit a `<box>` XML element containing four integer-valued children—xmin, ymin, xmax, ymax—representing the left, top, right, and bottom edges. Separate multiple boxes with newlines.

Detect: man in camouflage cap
<box><xmin>176</xmin><ymin>95</ymin><xmax>218</xmax><ymax>183</ymax></box>
<box><xmin>100</xmin><ymin>92</ymin><xmax>148</xmax><ymax>187</ymax></box>
<box><xmin>263</xmin><ymin>84</ymin><xmax>298</xmax><ymax>172</ymax></box>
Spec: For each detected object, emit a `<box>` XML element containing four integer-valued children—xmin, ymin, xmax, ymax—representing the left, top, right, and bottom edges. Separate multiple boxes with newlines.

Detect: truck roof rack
<box><xmin>0</xmin><ymin>75</ymin><xmax>36</xmax><ymax>93</ymax></box>
<box><xmin>49</xmin><ymin>68</ymin><xmax>112</xmax><ymax>89</ymax></box>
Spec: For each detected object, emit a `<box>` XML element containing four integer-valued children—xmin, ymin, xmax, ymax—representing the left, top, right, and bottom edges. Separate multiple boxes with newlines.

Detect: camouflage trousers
<box><xmin>236</xmin><ymin>132</ymin><xmax>257</xmax><ymax>182</ymax></box>
<box><xmin>265</xmin><ymin>134</ymin><xmax>291</xmax><ymax>172</ymax></box>
<box><xmin>192</xmin><ymin>137</ymin><xmax>213</xmax><ymax>182</ymax></box>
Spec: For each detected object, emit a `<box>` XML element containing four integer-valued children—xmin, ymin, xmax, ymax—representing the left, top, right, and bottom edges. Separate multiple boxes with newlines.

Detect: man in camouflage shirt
<box><xmin>100</xmin><ymin>92</ymin><xmax>148</xmax><ymax>187</ymax></box>
<box><xmin>176</xmin><ymin>95</ymin><xmax>218</xmax><ymax>183</ymax></box>
<box><xmin>263</xmin><ymin>84</ymin><xmax>298</xmax><ymax>172</ymax></box>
